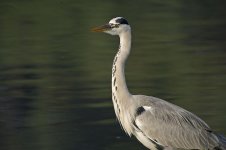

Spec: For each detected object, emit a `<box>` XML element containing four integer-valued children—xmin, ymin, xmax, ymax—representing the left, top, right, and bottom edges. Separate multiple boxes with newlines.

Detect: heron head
<box><xmin>92</xmin><ymin>17</ymin><xmax>130</xmax><ymax>35</ymax></box>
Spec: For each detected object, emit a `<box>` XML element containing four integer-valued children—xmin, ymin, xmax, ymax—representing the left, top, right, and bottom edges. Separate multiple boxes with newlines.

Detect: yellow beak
<box><xmin>91</xmin><ymin>24</ymin><xmax>112</xmax><ymax>32</ymax></box>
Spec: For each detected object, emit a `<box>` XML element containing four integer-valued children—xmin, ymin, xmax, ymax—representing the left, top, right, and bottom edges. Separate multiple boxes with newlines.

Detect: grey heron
<box><xmin>92</xmin><ymin>17</ymin><xmax>226</xmax><ymax>150</ymax></box>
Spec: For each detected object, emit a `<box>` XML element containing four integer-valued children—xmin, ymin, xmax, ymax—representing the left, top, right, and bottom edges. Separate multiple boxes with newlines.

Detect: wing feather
<box><xmin>133</xmin><ymin>95</ymin><xmax>219</xmax><ymax>149</ymax></box>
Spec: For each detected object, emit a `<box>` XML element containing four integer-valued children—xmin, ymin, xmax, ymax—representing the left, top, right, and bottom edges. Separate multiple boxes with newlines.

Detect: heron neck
<box><xmin>112</xmin><ymin>30</ymin><xmax>132</xmax><ymax>99</ymax></box>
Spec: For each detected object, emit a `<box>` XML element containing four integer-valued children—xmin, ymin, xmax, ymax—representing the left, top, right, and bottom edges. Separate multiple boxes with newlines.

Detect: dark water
<box><xmin>1</xmin><ymin>0</ymin><xmax>226</xmax><ymax>150</ymax></box>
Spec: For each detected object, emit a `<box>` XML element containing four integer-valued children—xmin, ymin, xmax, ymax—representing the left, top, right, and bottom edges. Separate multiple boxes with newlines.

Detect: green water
<box><xmin>0</xmin><ymin>0</ymin><xmax>226</xmax><ymax>150</ymax></box>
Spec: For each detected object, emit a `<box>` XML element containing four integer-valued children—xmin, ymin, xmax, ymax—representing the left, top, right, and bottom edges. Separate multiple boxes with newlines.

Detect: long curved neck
<box><xmin>111</xmin><ymin>29</ymin><xmax>134</xmax><ymax>135</ymax></box>
<box><xmin>112</xmin><ymin>30</ymin><xmax>132</xmax><ymax>100</ymax></box>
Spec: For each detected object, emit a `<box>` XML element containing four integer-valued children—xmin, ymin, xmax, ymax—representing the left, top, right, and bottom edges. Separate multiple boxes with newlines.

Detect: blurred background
<box><xmin>0</xmin><ymin>0</ymin><xmax>226</xmax><ymax>150</ymax></box>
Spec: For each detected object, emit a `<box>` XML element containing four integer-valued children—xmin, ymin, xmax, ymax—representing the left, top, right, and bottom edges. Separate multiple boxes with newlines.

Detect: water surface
<box><xmin>0</xmin><ymin>0</ymin><xmax>226</xmax><ymax>150</ymax></box>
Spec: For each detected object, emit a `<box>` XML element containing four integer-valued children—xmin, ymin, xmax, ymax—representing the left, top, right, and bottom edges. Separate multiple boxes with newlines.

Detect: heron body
<box><xmin>92</xmin><ymin>17</ymin><xmax>226</xmax><ymax>150</ymax></box>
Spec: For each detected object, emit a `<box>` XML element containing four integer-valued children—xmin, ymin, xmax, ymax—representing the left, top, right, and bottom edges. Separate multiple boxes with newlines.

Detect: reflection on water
<box><xmin>0</xmin><ymin>0</ymin><xmax>226</xmax><ymax>150</ymax></box>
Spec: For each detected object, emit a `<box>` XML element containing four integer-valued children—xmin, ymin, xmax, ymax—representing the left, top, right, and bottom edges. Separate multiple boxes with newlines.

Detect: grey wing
<box><xmin>132</xmin><ymin>95</ymin><xmax>220</xmax><ymax>149</ymax></box>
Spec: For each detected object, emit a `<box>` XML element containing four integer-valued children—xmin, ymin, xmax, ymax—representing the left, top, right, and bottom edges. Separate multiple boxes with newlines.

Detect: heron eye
<box><xmin>114</xmin><ymin>24</ymin><xmax>119</xmax><ymax>28</ymax></box>
<box><xmin>111</xmin><ymin>24</ymin><xmax>119</xmax><ymax>28</ymax></box>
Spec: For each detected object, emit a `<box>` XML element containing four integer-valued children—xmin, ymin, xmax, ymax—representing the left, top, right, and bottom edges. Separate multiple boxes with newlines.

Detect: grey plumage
<box><xmin>92</xmin><ymin>17</ymin><xmax>226</xmax><ymax>150</ymax></box>
<box><xmin>132</xmin><ymin>95</ymin><xmax>221</xmax><ymax>149</ymax></box>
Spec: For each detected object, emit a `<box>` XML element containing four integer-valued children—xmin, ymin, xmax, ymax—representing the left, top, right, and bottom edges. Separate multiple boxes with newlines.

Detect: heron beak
<box><xmin>91</xmin><ymin>24</ymin><xmax>112</xmax><ymax>32</ymax></box>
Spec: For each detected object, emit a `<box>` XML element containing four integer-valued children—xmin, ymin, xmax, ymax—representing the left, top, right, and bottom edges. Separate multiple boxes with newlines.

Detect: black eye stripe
<box><xmin>109</xmin><ymin>17</ymin><xmax>129</xmax><ymax>28</ymax></box>
<box><xmin>115</xmin><ymin>18</ymin><xmax>129</xmax><ymax>25</ymax></box>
